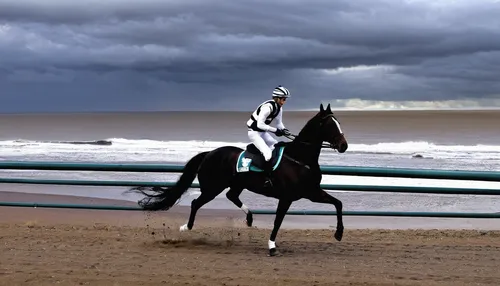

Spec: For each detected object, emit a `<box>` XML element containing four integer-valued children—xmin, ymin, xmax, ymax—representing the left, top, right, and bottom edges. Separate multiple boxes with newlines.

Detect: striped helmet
<box><xmin>272</xmin><ymin>85</ymin><xmax>291</xmax><ymax>98</ymax></box>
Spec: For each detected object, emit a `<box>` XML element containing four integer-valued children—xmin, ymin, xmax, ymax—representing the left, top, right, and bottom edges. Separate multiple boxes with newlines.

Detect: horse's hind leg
<box><xmin>179</xmin><ymin>188</ymin><xmax>223</xmax><ymax>232</ymax></box>
<box><xmin>226</xmin><ymin>187</ymin><xmax>253</xmax><ymax>227</ymax></box>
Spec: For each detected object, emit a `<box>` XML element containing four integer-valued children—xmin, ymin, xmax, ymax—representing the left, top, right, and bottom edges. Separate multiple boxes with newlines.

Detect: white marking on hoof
<box><xmin>268</xmin><ymin>240</ymin><xmax>276</xmax><ymax>249</ymax></box>
<box><xmin>179</xmin><ymin>224</ymin><xmax>189</xmax><ymax>232</ymax></box>
<box><xmin>241</xmin><ymin>204</ymin><xmax>249</xmax><ymax>214</ymax></box>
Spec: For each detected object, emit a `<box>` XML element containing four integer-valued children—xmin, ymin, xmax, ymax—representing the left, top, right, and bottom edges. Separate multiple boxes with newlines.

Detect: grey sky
<box><xmin>1</xmin><ymin>0</ymin><xmax>500</xmax><ymax>112</ymax></box>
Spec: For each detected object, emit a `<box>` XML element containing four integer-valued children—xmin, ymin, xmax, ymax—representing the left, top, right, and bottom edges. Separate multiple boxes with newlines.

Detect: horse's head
<box><xmin>294</xmin><ymin>103</ymin><xmax>348</xmax><ymax>153</ymax></box>
<box><xmin>317</xmin><ymin>103</ymin><xmax>348</xmax><ymax>153</ymax></box>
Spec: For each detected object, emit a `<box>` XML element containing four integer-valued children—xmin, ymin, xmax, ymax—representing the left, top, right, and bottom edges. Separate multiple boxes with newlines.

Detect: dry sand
<box><xmin>1</xmin><ymin>191</ymin><xmax>500</xmax><ymax>286</ymax></box>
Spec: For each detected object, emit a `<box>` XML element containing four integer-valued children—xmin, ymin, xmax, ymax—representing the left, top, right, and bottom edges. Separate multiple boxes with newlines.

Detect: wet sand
<box><xmin>1</xmin><ymin>191</ymin><xmax>500</xmax><ymax>285</ymax></box>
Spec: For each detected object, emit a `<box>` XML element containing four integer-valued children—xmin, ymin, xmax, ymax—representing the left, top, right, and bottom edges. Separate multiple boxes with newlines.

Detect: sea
<box><xmin>1</xmin><ymin>109</ymin><xmax>500</xmax><ymax>214</ymax></box>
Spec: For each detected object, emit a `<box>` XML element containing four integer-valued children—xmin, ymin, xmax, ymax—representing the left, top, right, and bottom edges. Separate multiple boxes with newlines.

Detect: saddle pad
<box><xmin>235</xmin><ymin>146</ymin><xmax>285</xmax><ymax>173</ymax></box>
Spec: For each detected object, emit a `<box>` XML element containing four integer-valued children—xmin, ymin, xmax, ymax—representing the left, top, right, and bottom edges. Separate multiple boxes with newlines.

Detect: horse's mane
<box><xmin>279</xmin><ymin>105</ymin><xmax>335</xmax><ymax>147</ymax></box>
<box><xmin>294</xmin><ymin>111</ymin><xmax>324</xmax><ymax>141</ymax></box>
<box><xmin>275</xmin><ymin>113</ymin><xmax>322</xmax><ymax>148</ymax></box>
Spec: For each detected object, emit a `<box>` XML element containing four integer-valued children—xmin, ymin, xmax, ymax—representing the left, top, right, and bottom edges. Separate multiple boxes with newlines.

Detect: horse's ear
<box><xmin>326</xmin><ymin>104</ymin><xmax>331</xmax><ymax>113</ymax></box>
<box><xmin>320</xmin><ymin>103</ymin><xmax>325</xmax><ymax>113</ymax></box>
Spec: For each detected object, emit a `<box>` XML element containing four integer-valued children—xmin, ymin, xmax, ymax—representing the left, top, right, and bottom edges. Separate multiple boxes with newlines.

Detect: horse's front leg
<box><xmin>307</xmin><ymin>188</ymin><xmax>344</xmax><ymax>241</ymax></box>
<box><xmin>268</xmin><ymin>199</ymin><xmax>292</xmax><ymax>257</ymax></box>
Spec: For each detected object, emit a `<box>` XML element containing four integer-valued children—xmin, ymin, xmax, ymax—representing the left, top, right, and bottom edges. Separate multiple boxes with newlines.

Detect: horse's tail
<box><xmin>128</xmin><ymin>151</ymin><xmax>209</xmax><ymax>211</ymax></box>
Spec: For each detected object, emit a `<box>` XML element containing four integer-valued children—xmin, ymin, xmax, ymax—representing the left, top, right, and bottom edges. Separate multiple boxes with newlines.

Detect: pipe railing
<box><xmin>1</xmin><ymin>201</ymin><xmax>500</xmax><ymax>219</ymax></box>
<box><xmin>0</xmin><ymin>160</ymin><xmax>499</xmax><ymax>218</ymax></box>
<box><xmin>1</xmin><ymin>178</ymin><xmax>500</xmax><ymax>196</ymax></box>
<box><xmin>1</xmin><ymin>161</ymin><xmax>499</xmax><ymax>181</ymax></box>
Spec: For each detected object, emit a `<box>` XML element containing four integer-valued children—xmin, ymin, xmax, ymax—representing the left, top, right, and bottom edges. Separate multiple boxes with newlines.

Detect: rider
<box><xmin>246</xmin><ymin>85</ymin><xmax>291</xmax><ymax>188</ymax></box>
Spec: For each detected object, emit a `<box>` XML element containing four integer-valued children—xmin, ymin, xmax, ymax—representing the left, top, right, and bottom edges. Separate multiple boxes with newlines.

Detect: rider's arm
<box><xmin>256</xmin><ymin>104</ymin><xmax>277</xmax><ymax>133</ymax></box>
<box><xmin>275</xmin><ymin>108</ymin><xmax>285</xmax><ymax>130</ymax></box>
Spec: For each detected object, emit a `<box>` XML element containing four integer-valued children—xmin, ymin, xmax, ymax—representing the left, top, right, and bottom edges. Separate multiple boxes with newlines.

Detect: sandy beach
<box><xmin>1</xmin><ymin>191</ymin><xmax>500</xmax><ymax>285</ymax></box>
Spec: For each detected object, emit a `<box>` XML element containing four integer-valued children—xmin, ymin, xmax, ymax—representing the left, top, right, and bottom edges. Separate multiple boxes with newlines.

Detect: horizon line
<box><xmin>3</xmin><ymin>107</ymin><xmax>500</xmax><ymax>115</ymax></box>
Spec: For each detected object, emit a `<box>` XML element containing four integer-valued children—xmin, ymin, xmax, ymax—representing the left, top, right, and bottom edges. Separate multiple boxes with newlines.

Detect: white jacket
<box><xmin>246</xmin><ymin>100</ymin><xmax>285</xmax><ymax>133</ymax></box>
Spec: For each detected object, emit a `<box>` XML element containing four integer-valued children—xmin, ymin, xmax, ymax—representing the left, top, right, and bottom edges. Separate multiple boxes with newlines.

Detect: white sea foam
<box><xmin>2</xmin><ymin>138</ymin><xmax>500</xmax><ymax>162</ymax></box>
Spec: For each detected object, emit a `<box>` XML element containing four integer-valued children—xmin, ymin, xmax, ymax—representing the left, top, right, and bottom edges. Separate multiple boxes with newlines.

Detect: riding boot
<box><xmin>263</xmin><ymin>160</ymin><xmax>274</xmax><ymax>188</ymax></box>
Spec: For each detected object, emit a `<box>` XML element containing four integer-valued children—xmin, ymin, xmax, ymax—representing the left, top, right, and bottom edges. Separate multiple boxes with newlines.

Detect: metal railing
<box><xmin>1</xmin><ymin>161</ymin><xmax>499</xmax><ymax>218</ymax></box>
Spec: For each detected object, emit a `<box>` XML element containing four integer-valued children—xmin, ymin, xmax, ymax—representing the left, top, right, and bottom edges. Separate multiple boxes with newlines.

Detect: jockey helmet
<box><xmin>272</xmin><ymin>85</ymin><xmax>291</xmax><ymax>98</ymax></box>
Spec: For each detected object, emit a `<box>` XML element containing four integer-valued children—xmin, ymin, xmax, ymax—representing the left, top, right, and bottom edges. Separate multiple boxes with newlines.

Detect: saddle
<box><xmin>235</xmin><ymin>143</ymin><xmax>286</xmax><ymax>173</ymax></box>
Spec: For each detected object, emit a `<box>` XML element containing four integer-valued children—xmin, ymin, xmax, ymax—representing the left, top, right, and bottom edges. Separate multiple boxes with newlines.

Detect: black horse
<box><xmin>129</xmin><ymin>103</ymin><xmax>348</xmax><ymax>256</ymax></box>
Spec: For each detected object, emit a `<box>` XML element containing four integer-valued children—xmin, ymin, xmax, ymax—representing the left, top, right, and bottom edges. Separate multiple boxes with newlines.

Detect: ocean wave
<box><xmin>1</xmin><ymin>138</ymin><xmax>499</xmax><ymax>162</ymax></box>
<box><xmin>12</xmin><ymin>139</ymin><xmax>112</xmax><ymax>146</ymax></box>
<box><xmin>58</xmin><ymin>140</ymin><xmax>112</xmax><ymax>146</ymax></box>
<box><xmin>348</xmin><ymin>141</ymin><xmax>500</xmax><ymax>153</ymax></box>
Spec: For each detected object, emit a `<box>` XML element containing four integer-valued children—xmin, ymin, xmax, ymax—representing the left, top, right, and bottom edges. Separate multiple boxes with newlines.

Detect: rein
<box><xmin>284</xmin><ymin>134</ymin><xmax>332</xmax><ymax>148</ymax></box>
<box><xmin>283</xmin><ymin>114</ymin><xmax>344</xmax><ymax>149</ymax></box>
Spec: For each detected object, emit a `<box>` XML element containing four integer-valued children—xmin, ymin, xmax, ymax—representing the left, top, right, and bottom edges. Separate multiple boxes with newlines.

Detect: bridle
<box><xmin>284</xmin><ymin>114</ymin><xmax>344</xmax><ymax>150</ymax></box>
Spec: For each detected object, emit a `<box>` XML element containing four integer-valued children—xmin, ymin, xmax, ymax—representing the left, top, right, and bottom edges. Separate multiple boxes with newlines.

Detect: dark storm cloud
<box><xmin>1</xmin><ymin>0</ymin><xmax>500</xmax><ymax>112</ymax></box>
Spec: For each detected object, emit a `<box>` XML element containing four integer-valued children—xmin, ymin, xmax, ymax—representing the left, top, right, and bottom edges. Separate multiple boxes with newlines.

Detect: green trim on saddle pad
<box><xmin>235</xmin><ymin>146</ymin><xmax>286</xmax><ymax>173</ymax></box>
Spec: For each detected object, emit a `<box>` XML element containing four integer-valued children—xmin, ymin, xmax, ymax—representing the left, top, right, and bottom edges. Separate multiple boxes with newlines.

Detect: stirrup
<box><xmin>263</xmin><ymin>177</ymin><xmax>273</xmax><ymax>188</ymax></box>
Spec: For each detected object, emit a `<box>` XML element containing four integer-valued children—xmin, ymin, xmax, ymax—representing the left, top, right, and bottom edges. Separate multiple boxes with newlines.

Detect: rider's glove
<box><xmin>275</xmin><ymin>128</ymin><xmax>290</xmax><ymax>137</ymax></box>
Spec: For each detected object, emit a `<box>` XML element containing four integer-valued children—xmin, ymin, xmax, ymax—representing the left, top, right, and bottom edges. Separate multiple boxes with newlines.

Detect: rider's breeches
<box><xmin>248</xmin><ymin>130</ymin><xmax>278</xmax><ymax>161</ymax></box>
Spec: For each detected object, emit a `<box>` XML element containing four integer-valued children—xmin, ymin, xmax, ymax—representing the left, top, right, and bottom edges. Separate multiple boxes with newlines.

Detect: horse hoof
<box><xmin>334</xmin><ymin>229</ymin><xmax>344</xmax><ymax>241</ymax></box>
<box><xmin>268</xmin><ymin>248</ymin><xmax>282</xmax><ymax>257</ymax></box>
<box><xmin>246</xmin><ymin>213</ymin><xmax>253</xmax><ymax>227</ymax></box>
<box><xmin>179</xmin><ymin>224</ymin><xmax>190</xmax><ymax>232</ymax></box>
